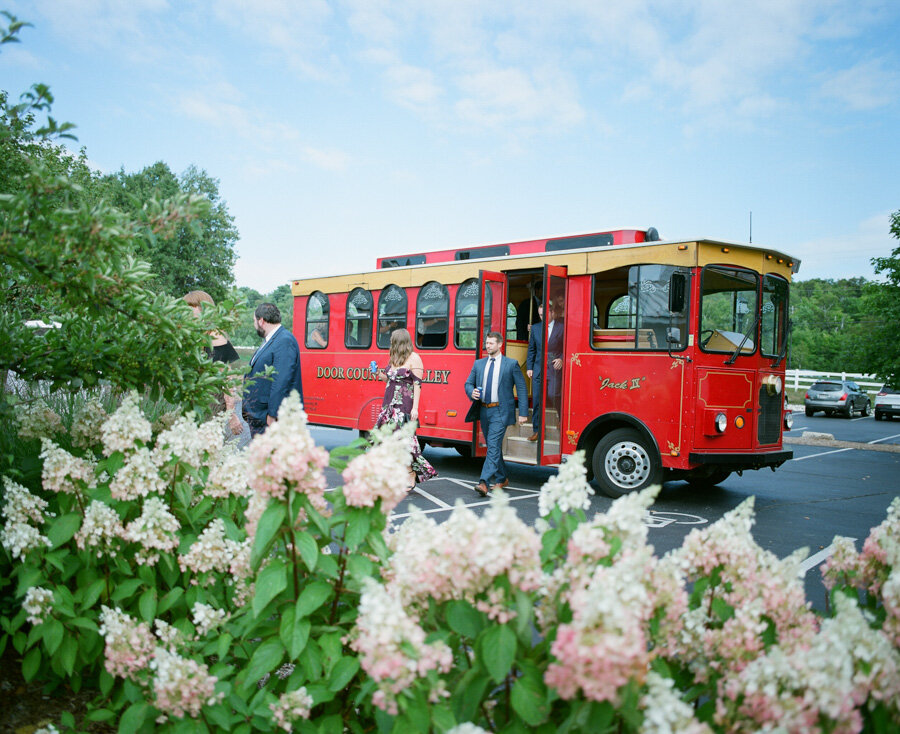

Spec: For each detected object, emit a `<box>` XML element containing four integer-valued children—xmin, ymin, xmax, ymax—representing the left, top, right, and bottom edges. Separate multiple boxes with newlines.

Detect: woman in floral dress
<box><xmin>374</xmin><ymin>329</ymin><xmax>438</xmax><ymax>489</ymax></box>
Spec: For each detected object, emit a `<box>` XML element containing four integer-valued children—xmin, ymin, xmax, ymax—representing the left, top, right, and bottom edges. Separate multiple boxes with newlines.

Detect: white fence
<box><xmin>786</xmin><ymin>369</ymin><xmax>884</xmax><ymax>395</ymax></box>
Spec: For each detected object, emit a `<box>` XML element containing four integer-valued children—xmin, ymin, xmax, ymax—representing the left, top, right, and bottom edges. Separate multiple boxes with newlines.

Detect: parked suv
<box><xmin>804</xmin><ymin>380</ymin><xmax>870</xmax><ymax>418</ymax></box>
<box><xmin>874</xmin><ymin>385</ymin><xmax>900</xmax><ymax>421</ymax></box>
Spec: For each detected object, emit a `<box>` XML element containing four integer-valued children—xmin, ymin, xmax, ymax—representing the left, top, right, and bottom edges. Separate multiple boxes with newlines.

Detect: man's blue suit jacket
<box><xmin>526</xmin><ymin>322</ymin><xmax>543</xmax><ymax>380</ymax></box>
<box><xmin>464</xmin><ymin>355</ymin><xmax>528</xmax><ymax>426</ymax></box>
<box><xmin>244</xmin><ymin>326</ymin><xmax>304</xmax><ymax>423</ymax></box>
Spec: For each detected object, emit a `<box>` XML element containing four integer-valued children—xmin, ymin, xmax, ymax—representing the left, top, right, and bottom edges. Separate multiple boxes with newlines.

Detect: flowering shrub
<box><xmin>1</xmin><ymin>394</ymin><xmax>899</xmax><ymax>733</ymax></box>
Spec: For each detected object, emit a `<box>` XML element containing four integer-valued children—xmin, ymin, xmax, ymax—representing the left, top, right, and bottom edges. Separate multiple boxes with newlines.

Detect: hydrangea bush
<box><xmin>2</xmin><ymin>396</ymin><xmax>899</xmax><ymax>733</ymax></box>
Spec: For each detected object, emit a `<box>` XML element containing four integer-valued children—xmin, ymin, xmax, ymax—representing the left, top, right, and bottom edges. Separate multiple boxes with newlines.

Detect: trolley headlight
<box><xmin>715</xmin><ymin>412</ymin><xmax>727</xmax><ymax>433</ymax></box>
<box><xmin>784</xmin><ymin>412</ymin><xmax>794</xmax><ymax>430</ymax></box>
<box><xmin>763</xmin><ymin>374</ymin><xmax>783</xmax><ymax>396</ymax></box>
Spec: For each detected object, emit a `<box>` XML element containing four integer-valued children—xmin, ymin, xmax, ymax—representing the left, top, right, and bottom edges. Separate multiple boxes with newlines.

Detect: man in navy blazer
<box><xmin>243</xmin><ymin>302</ymin><xmax>303</xmax><ymax>436</ymax></box>
<box><xmin>464</xmin><ymin>331</ymin><xmax>528</xmax><ymax>496</ymax></box>
<box><xmin>525</xmin><ymin>303</ymin><xmax>543</xmax><ymax>443</ymax></box>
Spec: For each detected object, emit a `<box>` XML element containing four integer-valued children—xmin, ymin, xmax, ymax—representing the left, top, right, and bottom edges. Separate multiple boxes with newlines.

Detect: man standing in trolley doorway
<box><xmin>464</xmin><ymin>331</ymin><xmax>528</xmax><ymax>496</ymax></box>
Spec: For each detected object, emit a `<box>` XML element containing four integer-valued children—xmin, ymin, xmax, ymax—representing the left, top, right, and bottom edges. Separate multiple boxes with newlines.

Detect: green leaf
<box><xmin>47</xmin><ymin>512</ymin><xmax>82</xmax><ymax>548</ymax></box>
<box><xmin>711</xmin><ymin>597</ymin><xmax>734</xmax><ymax>623</ymax></box>
<box><xmin>250</xmin><ymin>500</ymin><xmax>284</xmax><ymax>571</ymax></box>
<box><xmin>119</xmin><ymin>701</ymin><xmax>150</xmax><ymax>733</ymax></box>
<box><xmin>158</xmin><ymin>587</ymin><xmax>184</xmax><ymax>615</ymax></box>
<box><xmin>289</xmin><ymin>617</ymin><xmax>311</xmax><ymax>661</ymax></box>
<box><xmin>479</xmin><ymin>624</ymin><xmax>516</xmax><ymax>683</ymax></box>
<box><xmin>22</xmin><ymin>646</ymin><xmax>40</xmax><ymax>682</ymax></box>
<box><xmin>295</xmin><ymin>532</ymin><xmax>318</xmax><ymax>573</ymax></box>
<box><xmin>447</xmin><ymin>600</ymin><xmax>485</xmax><ymax>639</ymax></box>
<box><xmin>86</xmin><ymin>708</ymin><xmax>117</xmax><ymax>723</ymax></box>
<box><xmin>244</xmin><ymin>638</ymin><xmax>284</xmax><ymax>690</ymax></box>
<box><xmin>297</xmin><ymin>580</ymin><xmax>332</xmax><ymax>618</ymax></box>
<box><xmin>59</xmin><ymin>634</ymin><xmax>77</xmax><ymax>675</ymax></box>
<box><xmin>451</xmin><ymin>667</ymin><xmax>490</xmax><ymax>724</ymax></box>
<box><xmin>78</xmin><ymin>578</ymin><xmax>106</xmax><ymax>610</ymax></box>
<box><xmin>515</xmin><ymin>590</ymin><xmax>533</xmax><ymax>638</ymax></box>
<box><xmin>327</xmin><ymin>656</ymin><xmax>360</xmax><ymax>691</ymax></box>
<box><xmin>111</xmin><ymin>577</ymin><xmax>143</xmax><ymax>602</ymax></box>
<box><xmin>343</xmin><ymin>508</ymin><xmax>371</xmax><ymax>550</ymax></box>
<box><xmin>139</xmin><ymin>588</ymin><xmax>158</xmax><ymax>623</ymax></box>
<box><xmin>252</xmin><ymin>558</ymin><xmax>288</xmax><ymax>618</ymax></box>
<box><xmin>511</xmin><ymin>673</ymin><xmax>550</xmax><ymax>726</ymax></box>
<box><xmin>43</xmin><ymin>618</ymin><xmax>64</xmax><ymax>656</ymax></box>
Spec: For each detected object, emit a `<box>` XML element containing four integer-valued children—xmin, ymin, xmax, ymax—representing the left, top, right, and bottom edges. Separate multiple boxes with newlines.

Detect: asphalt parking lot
<box><xmin>311</xmin><ymin>410</ymin><xmax>900</xmax><ymax>612</ymax></box>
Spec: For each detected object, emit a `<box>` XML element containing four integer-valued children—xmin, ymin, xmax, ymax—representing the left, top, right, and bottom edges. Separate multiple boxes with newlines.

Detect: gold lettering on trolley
<box><xmin>315</xmin><ymin>367</ymin><xmax>452</xmax><ymax>384</ymax></box>
<box><xmin>598</xmin><ymin>375</ymin><xmax>646</xmax><ymax>391</ymax></box>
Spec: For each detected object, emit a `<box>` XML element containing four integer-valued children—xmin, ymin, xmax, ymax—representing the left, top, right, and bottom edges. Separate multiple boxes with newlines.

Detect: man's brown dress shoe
<box><xmin>475</xmin><ymin>481</ymin><xmax>490</xmax><ymax>496</ymax></box>
<box><xmin>527</xmin><ymin>432</ymin><xmax>538</xmax><ymax>442</ymax></box>
<box><xmin>491</xmin><ymin>478</ymin><xmax>509</xmax><ymax>491</ymax></box>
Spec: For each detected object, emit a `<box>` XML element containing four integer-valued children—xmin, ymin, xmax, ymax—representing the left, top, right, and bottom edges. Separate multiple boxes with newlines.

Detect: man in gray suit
<box><xmin>243</xmin><ymin>303</ymin><xmax>303</xmax><ymax>436</ymax></box>
<box><xmin>464</xmin><ymin>331</ymin><xmax>528</xmax><ymax>496</ymax></box>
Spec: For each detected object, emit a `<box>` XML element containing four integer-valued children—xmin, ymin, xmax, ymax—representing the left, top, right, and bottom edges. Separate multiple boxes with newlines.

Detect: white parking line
<box><xmin>391</xmin><ymin>492</ymin><xmax>537</xmax><ymax>519</ymax></box>
<box><xmin>790</xmin><ymin>447</ymin><xmax>854</xmax><ymax>461</ymax></box>
<box><xmin>869</xmin><ymin>433</ymin><xmax>900</xmax><ymax>445</ymax></box>
<box><xmin>411</xmin><ymin>484</ymin><xmax>452</xmax><ymax>509</ymax></box>
<box><xmin>797</xmin><ymin>540</ymin><xmax>853</xmax><ymax>577</ymax></box>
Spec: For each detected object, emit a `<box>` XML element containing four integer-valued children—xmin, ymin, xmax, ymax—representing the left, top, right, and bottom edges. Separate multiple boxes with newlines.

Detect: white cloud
<box><xmin>820</xmin><ymin>58</ymin><xmax>899</xmax><ymax>111</ymax></box>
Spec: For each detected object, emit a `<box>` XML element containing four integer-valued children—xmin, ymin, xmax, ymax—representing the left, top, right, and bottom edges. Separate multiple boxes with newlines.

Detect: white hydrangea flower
<box><xmin>538</xmin><ymin>449</ymin><xmax>595</xmax><ymax>517</ymax></box>
<box><xmin>23</xmin><ymin>586</ymin><xmax>54</xmax><ymax>625</ymax></box>
<box><xmin>100</xmin><ymin>392</ymin><xmax>152</xmax><ymax>456</ymax></box>
<box><xmin>191</xmin><ymin>602</ymin><xmax>228</xmax><ymax>637</ymax></box>
<box><xmin>75</xmin><ymin>500</ymin><xmax>125</xmax><ymax>557</ymax></box>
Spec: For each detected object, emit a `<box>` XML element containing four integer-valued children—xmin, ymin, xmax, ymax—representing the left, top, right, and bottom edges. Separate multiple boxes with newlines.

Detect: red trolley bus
<box><xmin>291</xmin><ymin>231</ymin><xmax>797</xmax><ymax>497</ymax></box>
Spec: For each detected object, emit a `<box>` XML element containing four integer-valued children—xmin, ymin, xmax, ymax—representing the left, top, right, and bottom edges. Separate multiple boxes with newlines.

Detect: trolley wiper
<box><xmin>724</xmin><ymin>313</ymin><xmax>760</xmax><ymax>365</ymax></box>
<box><xmin>771</xmin><ymin>319</ymin><xmax>791</xmax><ymax>369</ymax></box>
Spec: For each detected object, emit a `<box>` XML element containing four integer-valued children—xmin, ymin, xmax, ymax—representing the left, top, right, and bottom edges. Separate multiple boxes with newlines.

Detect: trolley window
<box><xmin>760</xmin><ymin>274</ymin><xmax>789</xmax><ymax>358</ymax></box>
<box><xmin>591</xmin><ymin>265</ymin><xmax>686</xmax><ymax>350</ymax></box>
<box><xmin>305</xmin><ymin>291</ymin><xmax>329</xmax><ymax>349</ymax></box>
<box><xmin>416</xmin><ymin>281</ymin><xmax>450</xmax><ymax>349</ymax></box>
<box><xmin>376</xmin><ymin>285</ymin><xmax>407</xmax><ymax>349</ymax></box>
<box><xmin>455</xmin><ymin>279</ymin><xmax>480</xmax><ymax>349</ymax></box>
<box><xmin>345</xmin><ymin>288</ymin><xmax>373</xmax><ymax>349</ymax></box>
<box><xmin>699</xmin><ymin>266</ymin><xmax>759</xmax><ymax>354</ymax></box>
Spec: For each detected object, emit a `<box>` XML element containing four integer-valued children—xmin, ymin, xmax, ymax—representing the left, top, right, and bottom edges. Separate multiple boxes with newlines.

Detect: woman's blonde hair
<box><xmin>389</xmin><ymin>328</ymin><xmax>413</xmax><ymax>367</ymax></box>
<box><xmin>183</xmin><ymin>290</ymin><xmax>215</xmax><ymax>308</ymax></box>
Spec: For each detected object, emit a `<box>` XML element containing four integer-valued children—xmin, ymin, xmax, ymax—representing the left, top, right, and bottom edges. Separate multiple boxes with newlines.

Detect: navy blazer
<box><xmin>244</xmin><ymin>326</ymin><xmax>304</xmax><ymax>423</ymax></box>
<box><xmin>464</xmin><ymin>355</ymin><xmax>528</xmax><ymax>426</ymax></box>
<box><xmin>526</xmin><ymin>321</ymin><xmax>543</xmax><ymax>380</ymax></box>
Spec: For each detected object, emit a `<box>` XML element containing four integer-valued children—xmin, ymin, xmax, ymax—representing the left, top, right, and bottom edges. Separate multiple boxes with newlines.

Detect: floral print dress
<box><xmin>374</xmin><ymin>366</ymin><xmax>438</xmax><ymax>484</ymax></box>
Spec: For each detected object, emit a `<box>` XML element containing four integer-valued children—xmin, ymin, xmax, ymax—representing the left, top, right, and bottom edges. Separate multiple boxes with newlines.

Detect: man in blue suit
<box><xmin>464</xmin><ymin>331</ymin><xmax>528</xmax><ymax>496</ymax></box>
<box><xmin>243</xmin><ymin>302</ymin><xmax>303</xmax><ymax>436</ymax></box>
<box><xmin>525</xmin><ymin>303</ymin><xmax>543</xmax><ymax>442</ymax></box>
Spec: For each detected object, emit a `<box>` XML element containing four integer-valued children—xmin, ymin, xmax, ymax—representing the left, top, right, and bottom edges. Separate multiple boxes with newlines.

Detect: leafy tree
<box><xmin>101</xmin><ymin>161</ymin><xmax>238</xmax><ymax>302</ymax></box>
<box><xmin>857</xmin><ymin>209</ymin><xmax>900</xmax><ymax>385</ymax></box>
<box><xmin>0</xmin><ymin>14</ymin><xmax>238</xmax><ymax>422</ymax></box>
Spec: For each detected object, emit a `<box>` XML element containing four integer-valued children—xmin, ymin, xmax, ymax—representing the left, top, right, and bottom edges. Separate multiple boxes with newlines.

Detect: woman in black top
<box><xmin>184</xmin><ymin>291</ymin><xmax>251</xmax><ymax>449</ymax></box>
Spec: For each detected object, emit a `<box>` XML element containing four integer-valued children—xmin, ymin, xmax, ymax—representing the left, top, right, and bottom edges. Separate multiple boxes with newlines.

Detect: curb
<box><xmin>783</xmin><ymin>435</ymin><xmax>900</xmax><ymax>454</ymax></box>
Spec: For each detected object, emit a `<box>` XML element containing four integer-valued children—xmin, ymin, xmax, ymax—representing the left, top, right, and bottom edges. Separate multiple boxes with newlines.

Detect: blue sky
<box><xmin>3</xmin><ymin>0</ymin><xmax>899</xmax><ymax>292</ymax></box>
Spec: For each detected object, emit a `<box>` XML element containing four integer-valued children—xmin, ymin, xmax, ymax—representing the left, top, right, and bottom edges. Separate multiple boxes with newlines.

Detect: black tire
<box><xmin>454</xmin><ymin>444</ymin><xmax>473</xmax><ymax>458</ymax></box>
<box><xmin>843</xmin><ymin>404</ymin><xmax>853</xmax><ymax>418</ymax></box>
<box><xmin>592</xmin><ymin>428</ymin><xmax>662</xmax><ymax>498</ymax></box>
<box><xmin>805</xmin><ymin>406</ymin><xmax>814</xmax><ymax>417</ymax></box>
<box><xmin>825</xmin><ymin>410</ymin><xmax>833</xmax><ymax>417</ymax></box>
<box><xmin>686</xmin><ymin>468</ymin><xmax>731</xmax><ymax>490</ymax></box>
<box><xmin>861</xmin><ymin>400</ymin><xmax>870</xmax><ymax>417</ymax></box>
<box><xmin>875</xmin><ymin>412</ymin><xmax>883</xmax><ymax>422</ymax></box>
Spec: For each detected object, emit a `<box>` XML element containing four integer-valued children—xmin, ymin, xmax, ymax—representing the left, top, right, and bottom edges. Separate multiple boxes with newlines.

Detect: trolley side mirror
<box><xmin>668</xmin><ymin>272</ymin><xmax>686</xmax><ymax>313</ymax></box>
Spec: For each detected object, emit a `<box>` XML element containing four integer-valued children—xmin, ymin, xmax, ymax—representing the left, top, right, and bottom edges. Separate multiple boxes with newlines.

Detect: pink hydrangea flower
<box><xmin>247</xmin><ymin>392</ymin><xmax>328</xmax><ymax>509</ymax></box>
<box><xmin>342</xmin><ymin>423</ymin><xmax>415</xmax><ymax>514</ymax></box>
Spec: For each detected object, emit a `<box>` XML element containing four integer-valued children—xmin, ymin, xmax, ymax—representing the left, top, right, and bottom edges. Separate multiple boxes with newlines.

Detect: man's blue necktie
<box><xmin>484</xmin><ymin>357</ymin><xmax>495</xmax><ymax>403</ymax></box>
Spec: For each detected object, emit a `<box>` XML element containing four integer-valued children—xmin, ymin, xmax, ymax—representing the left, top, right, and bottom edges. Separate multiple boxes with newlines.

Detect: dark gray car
<box><xmin>804</xmin><ymin>379</ymin><xmax>870</xmax><ymax>418</ymax></box>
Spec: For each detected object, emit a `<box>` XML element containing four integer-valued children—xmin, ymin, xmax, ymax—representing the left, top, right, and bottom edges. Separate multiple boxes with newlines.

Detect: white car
<box><xmin>874</xmin><ymin>385</ymin><xmax>900</xmax><ymax>421</ymax></box>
